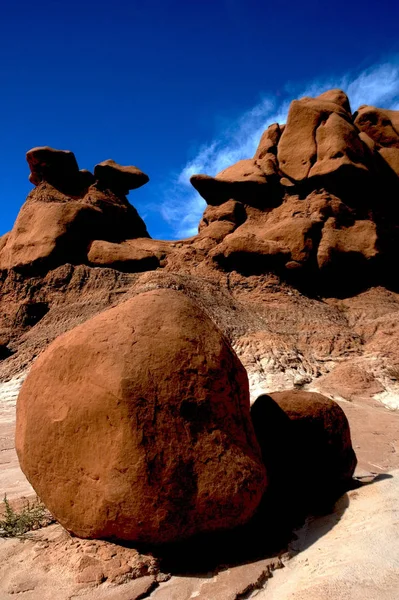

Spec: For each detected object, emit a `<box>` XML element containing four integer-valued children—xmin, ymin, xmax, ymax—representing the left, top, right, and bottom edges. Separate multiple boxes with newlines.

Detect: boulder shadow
<box><xmin>291</xmin><ymin>471</ymin><xmax>394</xmax><ymax>554</ymax></box>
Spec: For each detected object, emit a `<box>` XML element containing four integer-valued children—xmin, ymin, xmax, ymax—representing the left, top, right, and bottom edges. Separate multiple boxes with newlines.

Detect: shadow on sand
<box><xmin>129</xmin><ymin>471</ymin><xmax>394</xmax><ymax>577</ymax></box>
<box><xmin>288</xmin><ymin>472</ymin><xmax>394</xmax><ymax>555</ymax></box>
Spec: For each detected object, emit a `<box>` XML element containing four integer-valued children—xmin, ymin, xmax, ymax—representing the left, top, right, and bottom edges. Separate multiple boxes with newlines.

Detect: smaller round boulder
<box><xmin>251</xmin><ymin>390</ymin><xmax>357</xmax><ymax>511</ymax></box>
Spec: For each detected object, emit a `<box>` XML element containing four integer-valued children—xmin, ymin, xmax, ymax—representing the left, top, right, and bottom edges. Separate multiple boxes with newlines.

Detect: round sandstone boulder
<box><xmin>251</xmin><ymin>390</ymin><xmax>357</xmax><ymax>509</ymax></box>
<box><xmin>16</xmin><ymin>289</ymin><xmax>266</xmax><ymax>544</ymax></box>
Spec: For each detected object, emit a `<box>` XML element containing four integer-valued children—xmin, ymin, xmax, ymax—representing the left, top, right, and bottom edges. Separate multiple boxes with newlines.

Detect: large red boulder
<box><xmin>16</xmin><ymin>289</ymin><xmax>266</xmax><ymax>544</ymax></box>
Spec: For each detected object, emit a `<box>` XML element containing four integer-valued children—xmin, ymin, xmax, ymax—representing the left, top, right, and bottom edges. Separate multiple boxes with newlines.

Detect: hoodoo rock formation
<box><xmin>0</xmin><ymin>148</ymin><xmax>149</xmax><ymax>273</ymax></box>
<box><xmin>189</xmin><ymin>90</ymin><xmax>399</xmax><ymax>292</ymax></box>
<box><xmin>1</xmin><ymin>89</ymin><xmax>399</xmax><ymax>595</ymax></box>
<box><xmin>1</xmin><ymin>90</ymin><xmax>399</xmax><ymax>296</ymax></box>
<box><xmin>16</xmin><ymin>289</ymin><xmax>266</xmax><ymax>543</ymax></box>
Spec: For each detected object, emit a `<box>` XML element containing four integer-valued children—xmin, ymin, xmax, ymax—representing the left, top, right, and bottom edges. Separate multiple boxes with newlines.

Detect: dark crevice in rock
<box><xmin>13</xmin><ymin>302</ymin><xmax>49</xmax><ymax>329</ymax></box>
<box><xmin>0</xmin><ymin>345</ymin><xmax>14</xmax><ymax>360</ymax></box>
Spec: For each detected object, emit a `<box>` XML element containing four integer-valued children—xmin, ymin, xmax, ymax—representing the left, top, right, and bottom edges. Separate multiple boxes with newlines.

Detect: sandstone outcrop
<box><xmin>317</xmin><ymin>218</ymin><xmax>379</xmax><ymax>283</ymax></box>
<box><xmin>0</xmin><ymin>91</ymin><xmax>398</xmax><ymax>381</ymax></box>
<box><xmin>276</xmin><ymin>91</ymin><xmax>372</xmax><ymax>190</ymax></box>
<box><xmin>16</xmin><ymin>288</ymin><xmax>266</xmax><ymax>544</ymax></box>
<box><xmin>354</xmin><ymin>106</ymin><xmax>399</xmax><ymax>149</ymax></box>
<box><xmin>190</xmin><ymin>159</ymin><xmax>272</xmax><ymax>207</ymax></box>
<box><xmin>2</xmin><ymin>92</ymin><xmax>399</xmax><ymax>295</ymax></box>
<box><xmin>87</xmin><ymin>238</ymin><xmax>170</xmax><ymax>271</ymax></box>
<box><xmin>354</xmin><ymin>106</ymin><xmax>399</xmax><ymax>180</ymax></box>
<box><xmin>0</xmin><ymin>148</ymin><xmax>149</xmax><ymax>272</ymax></box>
<box><xmin>186</xmin><ymin>90</ymin><xmax>399</xmax><ymax>292</ymax></box>
<box><xmin>210</xmin><ymin>233</ymin><xmax>290</xmax><ymax>274</ymax></box>
<box><xmin>198</xmin><ymin>199</ymin><xmax>246</xmax><ymax>231</ymax></box>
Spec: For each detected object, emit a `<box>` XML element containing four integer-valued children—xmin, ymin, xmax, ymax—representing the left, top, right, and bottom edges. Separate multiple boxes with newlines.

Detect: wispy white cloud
<box><xmin>160</xmin><ymin>59</ymin><xmax>399</xmax><ymax>239</ymax></box>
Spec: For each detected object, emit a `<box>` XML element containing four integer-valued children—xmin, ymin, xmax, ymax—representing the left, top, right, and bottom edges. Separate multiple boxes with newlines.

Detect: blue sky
<box><xmin>1</xmin><ymin>0</ymin><xmax>399</xmax><ymax>240</ymax></box>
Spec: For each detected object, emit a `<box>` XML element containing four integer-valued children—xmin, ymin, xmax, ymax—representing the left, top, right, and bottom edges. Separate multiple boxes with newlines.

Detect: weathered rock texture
<box><xmin>2</xmin><ymin>91</ymin><xmax>399</xmax><ymax>295</ymax></box>
<box><xmin>0</xmin><ymin>89</ymin><xmax>397</xmax><ymax>534</ymax></box>
<box><xmin>16</xmin><ymin>288</ymin><xmax>266</xmax><ymax>543</ymax></box>
<box><xmin>188</xmin><ymin>90</ymin><xmax>399</xmax><ymax>293</ymax></box>
<box><xmin>0</xmin><ymin>149</ymin><xmax>149</xmax><ymax>272</ymax></box>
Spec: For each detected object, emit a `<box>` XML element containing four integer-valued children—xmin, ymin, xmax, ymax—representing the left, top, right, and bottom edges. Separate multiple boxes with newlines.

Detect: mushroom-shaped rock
<box><xmin>251</xmin><ymin>391</ymin><xmax>357</xmax><ymax>509</ymax></box>
<box><xmin>16</xmin><ymin>289</ymin><xmax>267</xmax><ymax>544</ymax></box>
<box><xmin>190</xmin><ymin>174</ymin><xmax>225</xmax><ymax>205</ymax></box>
<box><xmin>94</xmin><ymin>159</ymin><xmax>149</xmax><ymax>195</ymax></box>
<box><xmin>0</xmin><ymin>183</ymin><xmax>150</xmax><ymax>272</ymax></box>
<box><xmin>190</xmin><ymin>159</ymin><xmax>273</xmax><ymax>207</ymax></box>
<box><xmin>27</xmin><ymin>146</ymin><xmax>80</xmax><ymax>190</ymax></box>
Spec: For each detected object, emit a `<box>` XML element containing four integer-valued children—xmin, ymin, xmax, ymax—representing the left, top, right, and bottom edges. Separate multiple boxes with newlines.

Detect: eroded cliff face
<box><xmin>1</xmin><ymin>89</ymin><xmax>399</xmax><ymax>409</ymax></box>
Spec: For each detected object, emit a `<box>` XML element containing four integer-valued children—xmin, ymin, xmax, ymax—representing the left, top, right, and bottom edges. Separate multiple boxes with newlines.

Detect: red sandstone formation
<box><xmin>0</xmin><ymin>148</ymin><xmax>149</xmax><ymax>273</ymax></box>
<box><xmin>1</xmin><ymin>88</ymin><xmax>399</xmax><ymax>556</ymax></box>
<box><xmin>1</xmin><ymin>89</ymin><xmax>398</xmax><ymax>295</ymax></box>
